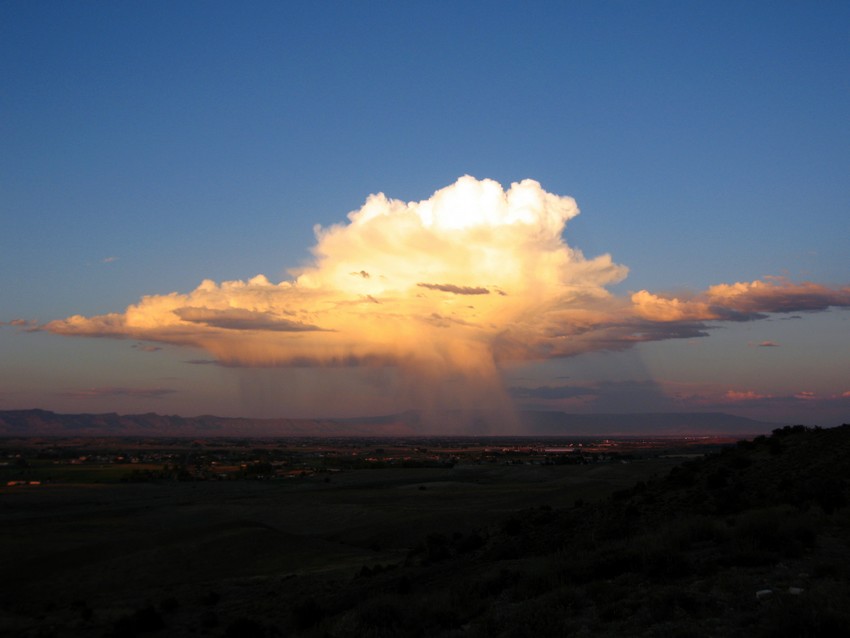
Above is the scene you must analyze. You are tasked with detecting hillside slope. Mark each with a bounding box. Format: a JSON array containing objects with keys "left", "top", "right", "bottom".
[{"left": 278, "top": 425, "right": 850, "bottom": 637}]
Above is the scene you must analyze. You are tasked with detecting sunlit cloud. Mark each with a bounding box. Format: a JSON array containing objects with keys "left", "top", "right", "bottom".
[
  {"left": 725, "top": 390, "right": 774, "bottom": 402},
  {"left": 632, "top": 278, "right": 850, "bottom": 323},
  {"left": 794, "top": 391, "right": 817, "bottom": 401},
  {"left": 2, "top": 318, "right": 39, "bottom": 331},
  {"left": 657, "top": 384, "right": 850, "bottom": 427},
  {"left": 102, "top": 256, "right": 118, "bottom": 264},
  {"left": 37, "top": 176, "right": 850, "bottom": 413},
  {"left": 682, "top": 387, "right": 850, "bottom": 405},
  {"left": 757, "top": 341, "right": 779, "bottom": 347}
]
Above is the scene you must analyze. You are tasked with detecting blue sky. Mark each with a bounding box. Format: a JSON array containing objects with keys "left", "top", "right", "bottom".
[{"left": 2, "top": 1, "right": 849, "bottom": 427}]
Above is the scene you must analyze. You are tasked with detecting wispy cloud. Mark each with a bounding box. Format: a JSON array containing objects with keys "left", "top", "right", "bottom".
[
  {"left": 699, "top": 388, "right": 850, "bottom": 410},
  {"left": 2, "top": 318, "right": 39, "bottom": 331},
  {"left": 173, "top": 307, "right": 326, "bottom": 332},
  {"left": 4, "top": 319, "right": 28, "bottom": 326},
  {"left": 102, "top": 256, "right": 118, "bottom": 264},
  {"left": 758, "top": 341, "right": 779, "bottom": 347},
  {"left": 725, "top": 390, "right": 774, "bottom": 402},
  {"left": 417, "top": 283, "right": 490, "bottom": 295},
  {"left": 59, "top": 386, "right": 177, "bottom": 399},
  {"left": 510, "top": 384, "right": 597, "bottom": 400}
]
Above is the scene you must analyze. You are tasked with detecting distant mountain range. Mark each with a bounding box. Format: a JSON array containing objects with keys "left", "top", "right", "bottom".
[{"left": 0, "top": 408, "right": 781, "bottom": 437}]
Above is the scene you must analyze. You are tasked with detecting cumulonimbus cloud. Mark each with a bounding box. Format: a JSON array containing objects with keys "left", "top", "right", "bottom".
[{"left": 42, "top": 176, "right": 850, "bottom": 381}]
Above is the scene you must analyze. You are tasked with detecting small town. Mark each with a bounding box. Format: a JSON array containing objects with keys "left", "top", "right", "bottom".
[{"left": 1, "top": 435, "right": 728, "bottom": 485}]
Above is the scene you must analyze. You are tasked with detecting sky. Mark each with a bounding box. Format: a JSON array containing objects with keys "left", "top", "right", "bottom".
[{"left": 2, "top": 1, "right": 849, "bottom": 428}]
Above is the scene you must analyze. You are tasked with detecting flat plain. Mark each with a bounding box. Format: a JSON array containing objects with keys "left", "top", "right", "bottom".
[{"left": 1, "top": 440, "right": 685, "bottom": 636}]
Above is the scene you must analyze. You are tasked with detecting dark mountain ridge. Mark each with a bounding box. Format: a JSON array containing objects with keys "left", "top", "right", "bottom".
[{"left": 0, "top": 408, "right": 778, "bottom": 437}]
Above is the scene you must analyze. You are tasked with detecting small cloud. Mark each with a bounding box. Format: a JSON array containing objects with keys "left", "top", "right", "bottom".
[
  {"left": 3, "top": 318, "right": 31, "bottom": 326},
  {"left": 794, "top": 391, "right": 817, "bottom": 401},
  {"left": 102, "top": 256, "right": 118, "bottom": 263},
  {"left": 758, "top": 341, "right": 779, "bottom": 347},
  {"left": 351, "top": 270, "right": 371, "bottom": 279},
  {"left": 725, "top": 390, "right": 773, "bottom": 401},
  {"left": 132, "top": 344, "right": 162, "bottom": 352},
  {"left": 421, "top": 313, "right": 475, "bottom": 328},
  {"left": 417, "top": 283, "right": 490, "bottom": 295},
  {"left": 1, "top": 318, "right": 40, "bottom": 332},
  {"left": 185, "top": 359, "right": 219, "bottom": 365}
]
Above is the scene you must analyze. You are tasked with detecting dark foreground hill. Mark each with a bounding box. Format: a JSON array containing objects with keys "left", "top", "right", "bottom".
[
  {"left": 242, "top": 424, "right": 850, "bottom": 638},
  {"left": 0, "top": 408, "right": 777, "bottom": 437},
  {"left": 3, "top": 424, "right": 849, "bottom": 637},
  {"left": 228, "top": 425, "right": 850, "bottom": 637}
]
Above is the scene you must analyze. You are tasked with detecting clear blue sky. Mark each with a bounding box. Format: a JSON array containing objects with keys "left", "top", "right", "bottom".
[{"left": 2, "top": 1, "right": 849, "bottom": 427}]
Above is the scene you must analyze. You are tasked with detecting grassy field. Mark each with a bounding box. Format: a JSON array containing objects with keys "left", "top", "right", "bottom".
[
  {"left": 2, "top": 460, "right": 166, "bottom": 484},
  {"left": 0, "top": 457, "right": 680, "bottom": 636}
]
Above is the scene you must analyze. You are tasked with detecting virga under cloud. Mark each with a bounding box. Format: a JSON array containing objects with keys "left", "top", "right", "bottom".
[{"left": 43, "top": 176, "right": 850, "bottom": 400}]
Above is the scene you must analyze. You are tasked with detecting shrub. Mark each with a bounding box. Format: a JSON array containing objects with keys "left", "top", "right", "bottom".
[
  {"left": 726, "top": 507, "right": 817, "bottom": 565},
  {"left": 159, "top": 597, "right": 179, "bottom": 614},
  {"left": 225, "top": 617, "right": 266, "bottom": 638},
  {"left": 292, "top": 597, "right": 325, "bottom": 631},
  {"left": 112, "top": 605, "right": 165, "bottom": 636},
  {"left": 502, "top": 517, "right": 522, "bottom": 536},
  {"left": 753, "top": 589, "right": 850, "bottom": 638}
]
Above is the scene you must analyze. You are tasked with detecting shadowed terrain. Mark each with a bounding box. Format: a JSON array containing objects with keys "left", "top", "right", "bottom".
[
  {"left": 1, "top": 453, "right": 678, "bottom": 636},
  {"left": 2, "top": 426, "right": 849, "bottom": 636}
]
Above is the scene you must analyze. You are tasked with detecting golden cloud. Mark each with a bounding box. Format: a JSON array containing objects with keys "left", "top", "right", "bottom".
[{"left": 43, "top": 176, "right": 850, "bottom": 376}]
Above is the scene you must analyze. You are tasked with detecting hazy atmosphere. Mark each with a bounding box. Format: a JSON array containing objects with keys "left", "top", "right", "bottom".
[{"left": 2, "top": 1, "right": 849, "bottom": 426}]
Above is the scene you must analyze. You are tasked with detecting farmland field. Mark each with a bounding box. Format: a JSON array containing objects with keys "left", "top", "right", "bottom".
[{"left": 1, "top": 445, "right": 684, "bottom": 636}]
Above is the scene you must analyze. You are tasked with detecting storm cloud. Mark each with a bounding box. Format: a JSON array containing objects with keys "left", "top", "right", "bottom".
[{"left": 41, "top": 176, "right": 850, "bottom": 413}]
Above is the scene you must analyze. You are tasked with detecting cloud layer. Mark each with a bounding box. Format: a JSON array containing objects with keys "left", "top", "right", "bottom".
[{"left": 42, "top": 176, "right": 850, "bottom": 411}]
